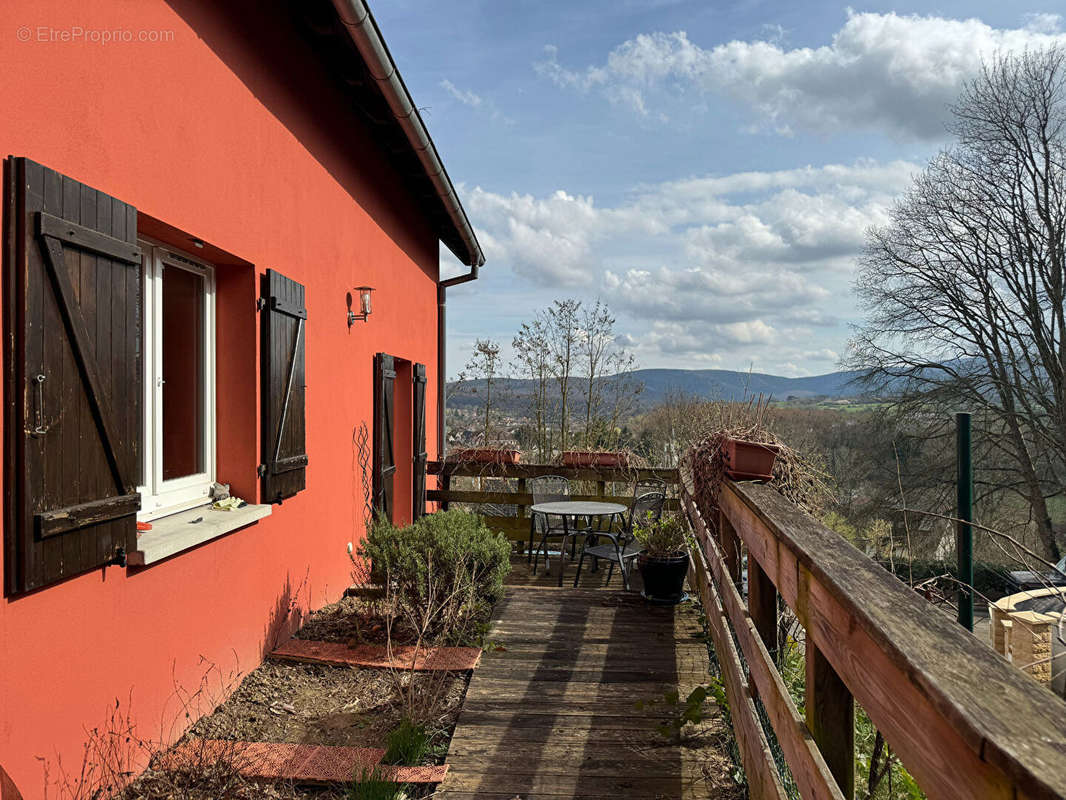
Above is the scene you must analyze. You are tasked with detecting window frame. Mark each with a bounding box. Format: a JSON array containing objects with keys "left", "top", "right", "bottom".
[{"left": 137, "top": 238, "right": 217, "bottom": 520}]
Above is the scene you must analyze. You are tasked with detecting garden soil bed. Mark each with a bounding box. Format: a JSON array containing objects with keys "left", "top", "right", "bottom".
[
  {"left": 121, "top": 648, "right": 469, "bottom": 798},
  {"left": 295, "top": 592, "right": 492, "bottom": 649},
  {"left": 294, "top": 595, "right": 391, "bottom": 645},
  {"left": 189, "top": 661, "right": 468, "bottom": 751}
]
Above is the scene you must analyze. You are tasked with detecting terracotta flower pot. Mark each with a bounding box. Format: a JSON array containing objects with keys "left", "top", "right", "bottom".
[
  {"left": 453, "top": 448, "right": 520, "bottom": 465},
  {"left": 723, "top": 438, "right": 779, "bottom": 481},
  {"left": 560, "top": 451, "right": 630, "bottom": 468}
]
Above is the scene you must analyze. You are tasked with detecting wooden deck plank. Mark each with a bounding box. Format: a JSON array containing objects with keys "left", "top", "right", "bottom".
[{"left": 437, "top": 584, "right": 724, "bottom": 799}]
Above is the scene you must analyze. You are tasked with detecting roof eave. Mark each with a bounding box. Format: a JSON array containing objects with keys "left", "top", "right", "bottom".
[{"left": 329, "top": 0, "right": 485, "bottom": 271}]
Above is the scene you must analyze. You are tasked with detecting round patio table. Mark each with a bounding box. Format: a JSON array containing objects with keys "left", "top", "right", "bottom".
[{"left": 529, "top": 501, "right": 627, "bottom": 586}]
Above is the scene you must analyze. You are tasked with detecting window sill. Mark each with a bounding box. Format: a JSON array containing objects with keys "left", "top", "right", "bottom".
[{"left": 128, "top": 502, "right": 272, "bottom": 566}]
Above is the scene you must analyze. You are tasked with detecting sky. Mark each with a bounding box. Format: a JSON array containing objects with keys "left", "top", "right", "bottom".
[{"left": 370, "top": 2, "right": 1066, "bottom": 379}]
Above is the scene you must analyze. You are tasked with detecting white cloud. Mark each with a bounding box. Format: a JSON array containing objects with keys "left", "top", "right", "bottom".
[
  {"left": 464, "top": 187, "right": 656, "bottom": 286},
  {"left": 460, "top": 159, "right": 917, "bottom": 370},
  {"left": 440, "top": 79, "right": 483, "bottom": 108},
  {"left": 1023, "top": 13, "right": 1062, "bottom": 34},
  {"left": 536, "top": 11, "right": 1066, "bottom": 138}
]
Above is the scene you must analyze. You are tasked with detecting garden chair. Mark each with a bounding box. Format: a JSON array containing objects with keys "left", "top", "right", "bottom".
[
  {"left": 529, "top": 475, "right": 572, "bottom": 574},
  {"left": 573, "top": 491, "right": 665, "bottom": 590},
  {"left": 634, "top": 476, "right": 668, "bottom": 496}
]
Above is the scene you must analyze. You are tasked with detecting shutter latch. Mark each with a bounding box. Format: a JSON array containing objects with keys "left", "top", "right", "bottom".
[
  {"left": 257, "top": 464, "right": 267, "bottom": 478},
  {"left": 257, "top": 298, "right": 267, "bottom": 312},
  {"left": 31, "top": 374, "right": 49, "bottom": 436}
]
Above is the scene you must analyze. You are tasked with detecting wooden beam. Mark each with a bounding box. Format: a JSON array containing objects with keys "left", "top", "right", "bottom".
[
  {"left": 748, "top": 557, "right": 778, "bottom": 661},
  {"left": 685, "top": 490, "right": 845, "bottom": 800},
  {"left": 428, "top": 459, "right": 678, "bottom": 484},
  {"left": 718, "top": 508, "right": 742, "bottom": 588},
  {"left": 715, "top": 478, "right": 1066, "bottom": 800},
  {"left": 427, "top": 487, "right": 680, "bottom": 511},
  {"left": 688, "top": 528, "right": 788, "bottom": 800},
  {"left": 805, "top": 639, "right": 854, "bottom": 800}
]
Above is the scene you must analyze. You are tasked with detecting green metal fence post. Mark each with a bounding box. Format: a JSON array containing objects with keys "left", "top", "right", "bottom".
[{"left": 956, "top": 412, "right": 974, "bottom": 631}]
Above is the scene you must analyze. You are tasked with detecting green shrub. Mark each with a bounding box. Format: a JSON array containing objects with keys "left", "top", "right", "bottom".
[
  {"left": 360, "top": 510, "right": 510, "bottom": 640},
  {"left": 632, "top": 513, "right": 689, "bottom": 557}
]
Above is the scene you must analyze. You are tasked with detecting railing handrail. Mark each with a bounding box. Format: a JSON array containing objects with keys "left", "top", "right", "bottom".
[
  {"left": 681, "top": 461, "right": 1066, "bottom": 800},
  {"left": 428, "top": 459, "right": 678, "bottom": 483}
]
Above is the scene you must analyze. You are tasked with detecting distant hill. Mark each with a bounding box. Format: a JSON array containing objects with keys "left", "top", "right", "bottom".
[{"left": 448, "top": 367, "right": 869, "bottom": 413}]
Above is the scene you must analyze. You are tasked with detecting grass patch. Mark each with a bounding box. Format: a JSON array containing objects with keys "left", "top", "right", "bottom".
[
  {"left": 383, "top": 718, "right": 431, "bottom": 766},
  {"left": 346, "top": 768, "right": 403, "bottom": 800}
]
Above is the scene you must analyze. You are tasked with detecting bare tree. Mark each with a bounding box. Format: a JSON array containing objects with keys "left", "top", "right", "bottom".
[
  {"left": 848, "top": 47, "right": 1066, "bottom": 560},
  {"left": 458, "top": 339, "right": 505, "bottom": 444},
  {"left": 577, "top": 301, "right": 642, "bottom": 448},
  {"left": 513, "top": 319, "right": 553, "bottom": 461},
  {"left": 542, "top": 299, "right": 581, "bottom": 451}
]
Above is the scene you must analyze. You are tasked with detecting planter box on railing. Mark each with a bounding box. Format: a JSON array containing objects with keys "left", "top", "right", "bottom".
[
  {"left": 723, "top": 438, "right": 779, "bottom": 481},
  {"left": 560, "top": 451, "right": 630, "bottom": 468},
  {"left": 450, "top": 448, "right": 520, "bottom": 465}
]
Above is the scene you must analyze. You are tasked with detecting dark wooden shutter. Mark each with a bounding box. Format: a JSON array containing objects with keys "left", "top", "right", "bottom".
[
  {"left": 4, "top": 157, "right": 142, "bottom": 595},
  {"left": 412, "top": 363, "right": 427, "bottom": 521},
  {"left": 260, "top": 269, "right": 308, "bottom": 503},
  {"left": 373, "top": 353, "right": 396, "bottom": 522}
]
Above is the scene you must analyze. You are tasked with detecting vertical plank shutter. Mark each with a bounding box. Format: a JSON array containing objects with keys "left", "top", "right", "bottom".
[
  {"left": 412, "top": 363, "right": 427, "bottom": 521},
  {"left": 260, "top": 269, "right": 308, "bottom": 503},
  {"left": 4, "top": 157, "right": 142, "bottom": 595},
  {"left": 373, "top": 353, "right": 396, "bottom": 522}
]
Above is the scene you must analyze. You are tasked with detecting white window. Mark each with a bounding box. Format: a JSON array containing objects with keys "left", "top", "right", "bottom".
[{"left": 137, "top": 240, "right": 216, "bottom": 519}]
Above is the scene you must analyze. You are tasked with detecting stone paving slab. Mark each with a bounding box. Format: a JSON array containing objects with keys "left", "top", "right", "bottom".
[{"left": 271, "top": 638, "right": 482, "bottom": 671}]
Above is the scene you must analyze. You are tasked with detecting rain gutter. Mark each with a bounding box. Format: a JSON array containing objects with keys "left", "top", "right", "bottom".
[{"left": 330, "top": 0, "right": 483, "bottom": 458}]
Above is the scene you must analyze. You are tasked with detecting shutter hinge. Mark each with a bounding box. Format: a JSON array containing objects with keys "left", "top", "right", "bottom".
[
  {"left": 110, "top": 545, "right": 127, "bottom": 568},
  {"left": 257, "top": 298, "right": 267, "bottom": 312},
  {"left": 257, "top": 464, "right": 268, "bottom": 478}
]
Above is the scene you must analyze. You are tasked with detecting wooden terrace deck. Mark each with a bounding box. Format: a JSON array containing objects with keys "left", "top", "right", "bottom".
[{"left": 438, "top": 576, "right": 734, "bottom": 799}]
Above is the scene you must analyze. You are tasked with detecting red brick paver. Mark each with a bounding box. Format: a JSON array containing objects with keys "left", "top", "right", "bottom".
[
  {"left": 381, "top": 764, "right": 450, "bottom": 783},
  {"left": 160, "top": 740, "right": 384, "bottom": 783},
  {"left": 271, "top": 639, "right": 481, "bottom": 671},
  {"left": 162, "top": 740, "right": 449, "bottom": 785}
]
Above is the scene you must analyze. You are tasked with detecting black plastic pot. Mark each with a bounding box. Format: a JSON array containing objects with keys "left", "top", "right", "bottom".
[{"left": 637, "top": 552, "right": 689, "bottom": 605}]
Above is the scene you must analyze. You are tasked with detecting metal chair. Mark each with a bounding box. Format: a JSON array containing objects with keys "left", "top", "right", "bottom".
[
  {"left": 634, "top": 477, "right": 668, "bottom": 497},
  {"left": 573, "top": 491, "right": 665, "bottom": 590},
  {"left": 529, "top": 475, "right": 571, "bottom": 574}
]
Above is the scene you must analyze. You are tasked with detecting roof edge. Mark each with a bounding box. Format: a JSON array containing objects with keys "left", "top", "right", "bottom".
[{"left": 330, "top": 0, "right": 485, "bottom": 270}]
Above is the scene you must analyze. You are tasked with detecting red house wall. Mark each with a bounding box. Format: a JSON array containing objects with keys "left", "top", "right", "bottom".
[{"left": 0, "top": 2, "right": 443, "bottom": 797}]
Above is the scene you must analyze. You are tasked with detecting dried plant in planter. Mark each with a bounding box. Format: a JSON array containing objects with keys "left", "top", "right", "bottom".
[{"left": 686, "top": 396, "right": 832, "bottom": 529}]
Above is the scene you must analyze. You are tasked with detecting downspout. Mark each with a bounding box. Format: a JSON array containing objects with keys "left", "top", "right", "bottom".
[{"left": 437, "top": 268, "right": 479, "bottom": 457}]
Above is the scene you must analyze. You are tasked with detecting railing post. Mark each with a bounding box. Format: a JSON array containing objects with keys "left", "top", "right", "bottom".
[
  {"left": 748, "top": 557, "right": 778, "bottom": 661},
  {"left": 440, "top": 471, "right": 450, "bottom": 511},
  {"left": 718, "top": 508, "right": 742, "bottom": 587},
  {"left": 517, "top": 477, "right": 527, "bottom": 555},
  {"left": 806, "top": 638, "right": 855, "bottom": 799}
]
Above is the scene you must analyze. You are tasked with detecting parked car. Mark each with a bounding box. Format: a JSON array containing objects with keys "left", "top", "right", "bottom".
[{"left": 1007, "top": 555, "right": 1066, "bottom": 591}]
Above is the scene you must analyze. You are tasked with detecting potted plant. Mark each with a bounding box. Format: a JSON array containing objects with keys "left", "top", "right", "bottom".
[
  {"left": 451, "top": 447, "right": 520, "bottom": 465},
  {"left": 634, "top": 513, "right": 690, "bottom": 605},
  {"left": 560, "top": 450, "right": 630, "bottom": 468},
  {"left": 723, "top": 438, "right": 779, "bottom": 481}
]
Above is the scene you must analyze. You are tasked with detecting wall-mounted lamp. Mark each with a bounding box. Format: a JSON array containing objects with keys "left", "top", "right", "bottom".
[{"left": 347, "top": 286, "right": 375, "bottom": 328}]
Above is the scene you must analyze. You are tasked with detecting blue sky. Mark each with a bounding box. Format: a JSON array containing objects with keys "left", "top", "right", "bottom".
[{"left": 371, "top": 2, "right": 1066, "bottom": 378}]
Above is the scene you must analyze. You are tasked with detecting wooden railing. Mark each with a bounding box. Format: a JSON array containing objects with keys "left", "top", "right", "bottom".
[
  {"left": 427, "top": 460, "right": 679, "bottom": 547},
  {"left": 679, "top": 462, "right": 1066, "bottom": 800}
]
